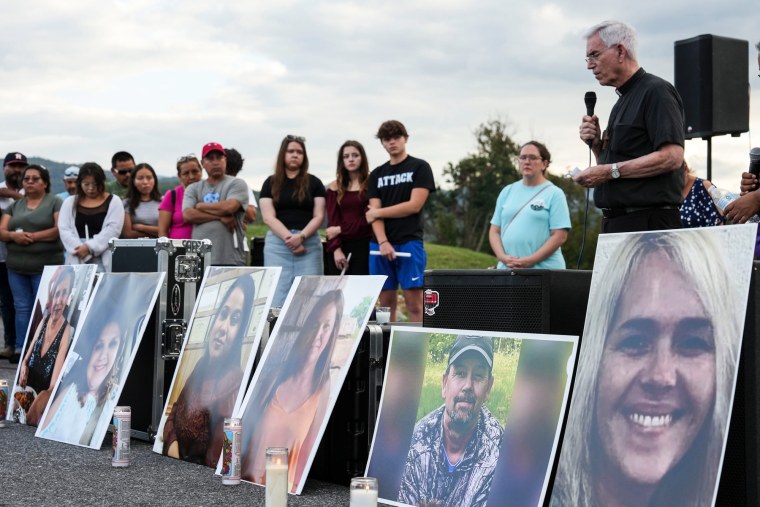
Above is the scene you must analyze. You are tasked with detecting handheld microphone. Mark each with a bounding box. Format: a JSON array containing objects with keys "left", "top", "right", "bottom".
[
  {"left": 750, "top": 147, "right": 760, "bottom": 178},
  {"left": 585, "top": 91, "right": 597, "bottom": 116},
  {"left": 584, "top": 91, "right": 597, "bottom": 146}
]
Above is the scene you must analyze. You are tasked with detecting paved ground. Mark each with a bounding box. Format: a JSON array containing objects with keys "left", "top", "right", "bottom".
[{"left": 0, "top": 359, "right": 351, "bottom": 506}]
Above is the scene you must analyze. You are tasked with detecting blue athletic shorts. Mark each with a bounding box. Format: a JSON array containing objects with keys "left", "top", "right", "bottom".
[{"left": 369, "top": 240, "right": 426, "bottom": 291}]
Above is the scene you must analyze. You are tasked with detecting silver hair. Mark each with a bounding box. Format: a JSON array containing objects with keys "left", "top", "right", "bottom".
[
  {"left": 584, "top": 20, "right": 638, "bottom": 62},
  {"left": 550, "top": 231, "right": 739, "bottom": 507}
]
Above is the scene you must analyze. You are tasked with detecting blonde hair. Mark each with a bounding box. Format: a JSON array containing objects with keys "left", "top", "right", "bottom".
[{"left": 552, "top": 231, "right": 739, "bottom": 507}]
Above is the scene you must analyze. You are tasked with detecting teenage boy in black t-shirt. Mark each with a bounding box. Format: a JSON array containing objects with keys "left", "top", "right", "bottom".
[{"left": 366, "top": 120, "right": 435, "bottom": 322}]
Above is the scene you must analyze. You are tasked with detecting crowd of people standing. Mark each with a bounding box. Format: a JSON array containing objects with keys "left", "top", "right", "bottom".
[{"left": 1, "top": 26, "right": 758, "bottom": 359}]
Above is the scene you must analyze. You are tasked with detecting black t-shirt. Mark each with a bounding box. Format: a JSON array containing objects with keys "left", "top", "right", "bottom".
[
  {"left": 367, "top": 155, "right": 436, "bottom": 243},
  {"left": 260, "top": 173, "right": 326, "bottom": 230},
  {"left": 595, "top": 68, "right": 685, "bottom": 209}
]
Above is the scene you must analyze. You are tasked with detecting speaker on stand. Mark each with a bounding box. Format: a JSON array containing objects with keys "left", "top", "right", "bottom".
[{"left": 674, "top": 34, "right": 749, "bottom": 180}]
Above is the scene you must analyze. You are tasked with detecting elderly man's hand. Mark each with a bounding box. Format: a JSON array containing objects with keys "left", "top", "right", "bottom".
[{"left": 573, "top": 165, "right": 610, "bottom": 188}]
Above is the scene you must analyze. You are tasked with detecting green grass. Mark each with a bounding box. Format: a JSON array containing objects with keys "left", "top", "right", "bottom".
[
  {"left": 415, "top": 347, "right": 520, "bottom": 425},
  {"left": 245, "top": 225, "right": 497, "bottom": 270}
]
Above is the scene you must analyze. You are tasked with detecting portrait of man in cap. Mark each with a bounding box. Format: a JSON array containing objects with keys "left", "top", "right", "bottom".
[{"left": 397, "top": 335, "right": 503, "bottom": 507}]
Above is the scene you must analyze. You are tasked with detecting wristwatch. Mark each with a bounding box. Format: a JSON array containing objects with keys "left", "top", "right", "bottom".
[{"left": 610, "top": 162, "right": 621, "bottom": 179}]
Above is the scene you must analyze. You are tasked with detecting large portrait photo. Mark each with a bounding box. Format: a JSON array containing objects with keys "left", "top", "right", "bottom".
[
  {"left": 35, "top": 272, "right": 165, "bottom": 448},
  {"left": 233, "top": 274, "right": 386, "bottom": 494},
  {"left": 152, "top": 266, "right": 280, "bottom": 468},
  {"left": 367, "top": 326, "right": 577, "bottom": 507},
  {"left": 7, "top": 264, "right": 97, "bottom": 426},
  {"left": 550, "top": 226, "right": 757, "bottom": 507}
]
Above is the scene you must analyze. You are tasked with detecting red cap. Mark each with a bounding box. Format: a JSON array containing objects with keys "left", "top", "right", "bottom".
[{"left": 201, "top": 142, "right": 225, "bottom": 159}]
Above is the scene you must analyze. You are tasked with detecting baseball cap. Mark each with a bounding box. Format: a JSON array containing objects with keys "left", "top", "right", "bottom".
[
  {"left": 448, "top": 335, "right": 494, "bottom": 369},
  {"left": 63, "top": 166, "right": 79, "bottom": 180},
  {"left": 4, "top": 152, "right": 28, "bottom": 166},
  {"left": 201, "top": 142, "right": 225, "bottom": 159}
]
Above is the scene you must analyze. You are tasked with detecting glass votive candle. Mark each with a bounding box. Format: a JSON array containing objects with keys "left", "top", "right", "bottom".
[
  {"left": 375, "top": 307, "right": 391, "bottom": 324},
  {"left": 350, "top": 477, "right": 378, "bottom": 507},
  {"left": 265, "top": 447, "right": 289, "bottom": 507}
]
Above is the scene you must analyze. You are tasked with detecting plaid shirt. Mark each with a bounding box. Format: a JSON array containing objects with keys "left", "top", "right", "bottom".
[{"left": 398, "top": 405, "right": 503, "bottom": 507}]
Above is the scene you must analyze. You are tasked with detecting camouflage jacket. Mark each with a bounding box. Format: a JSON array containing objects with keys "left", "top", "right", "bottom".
[{"left": 397, "top": 405, "right": 503, "bottom": 507}]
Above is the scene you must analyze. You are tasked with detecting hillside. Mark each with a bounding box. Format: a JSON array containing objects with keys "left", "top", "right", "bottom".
[{"left": 27, "top": 157, "right": 179, "bottom": 195}]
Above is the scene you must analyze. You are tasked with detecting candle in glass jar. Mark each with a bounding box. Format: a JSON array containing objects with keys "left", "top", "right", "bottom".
[
  {"left": 350, "top": 477, "right": 378, "bottom": 507},
  {"left": 265, "top": 447, "right": 289, "bottom": 507}
]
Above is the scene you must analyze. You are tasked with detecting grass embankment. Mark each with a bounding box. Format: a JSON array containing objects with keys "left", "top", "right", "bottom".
[{"left": 245, "top": 225, "right": 497, "bottom": 270}]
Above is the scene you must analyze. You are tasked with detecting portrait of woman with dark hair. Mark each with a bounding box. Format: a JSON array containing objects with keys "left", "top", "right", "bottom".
[
  {"left": 162, "top": 274, "right": 256, "bottom": 467},
  {"left": 241, "top": 288, "right": 344, "bottom": 491},
  {"left": 551, "top": 230, "right": 746, "bottom": 507},
  {"left": 38, "top": 317, "right": 130, "bottom": 446}
]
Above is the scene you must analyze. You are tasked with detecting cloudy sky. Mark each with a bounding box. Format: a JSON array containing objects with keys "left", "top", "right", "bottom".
[{"left": 1, "top": 1, "right": 757, "bottom": 193}]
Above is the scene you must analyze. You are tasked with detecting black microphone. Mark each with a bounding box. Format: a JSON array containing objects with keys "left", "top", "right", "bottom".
[
  {"left": 750, "top": 147, "right": 760, "bottom": 178},
  {"left": 585, "top": 91, "right": 597, "bottom": 116},
  {"left": 584, "top": 91, "right": 597, "bottom": 146}
]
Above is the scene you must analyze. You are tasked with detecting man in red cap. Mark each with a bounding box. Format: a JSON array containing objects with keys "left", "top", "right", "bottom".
[{"left": 183, "top": 142, "right": 249, "bottom": 266}]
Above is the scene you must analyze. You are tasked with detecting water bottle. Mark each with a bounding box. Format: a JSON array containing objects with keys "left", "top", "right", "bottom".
[{"left": 707, "top": 185, "right": 760, "bottom": 223}]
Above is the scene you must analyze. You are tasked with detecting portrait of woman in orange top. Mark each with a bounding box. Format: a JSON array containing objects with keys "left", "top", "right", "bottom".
[{"left": 241, "top": 288, "right": 344, "bottom": 491}]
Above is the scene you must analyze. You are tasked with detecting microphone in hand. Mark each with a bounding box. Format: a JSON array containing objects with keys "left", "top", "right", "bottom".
[{"left": 584, "top": 91, "right": 597, "bottom": 147}]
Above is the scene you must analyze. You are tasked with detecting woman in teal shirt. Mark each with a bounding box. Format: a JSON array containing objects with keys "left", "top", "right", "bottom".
[{"left": 489, "top": 141, "right": 571, "bottom": 269}]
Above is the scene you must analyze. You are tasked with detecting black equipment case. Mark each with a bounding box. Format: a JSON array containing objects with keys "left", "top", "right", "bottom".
[{"left": 109, "top": 238, "right": 212, "bottom": 441}]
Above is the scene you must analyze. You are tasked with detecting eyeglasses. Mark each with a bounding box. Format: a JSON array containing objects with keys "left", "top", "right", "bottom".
[
  {"left": 518, "top": 155, "right": 543, "bottom": 162},
  {"left": 81, "top": 181, "right": 98, "bottom": 188},
  {"left": 23, "top": 176, "right": 42, "bottom": 183},
  {"left": 177, "top": 154, "right": 198, "bottom": 163},
  {"left": 585, "top": 46, "right": 614, "bottom": 63},
  {"left": 285, "top": 135, "right": 306, "bottom": 143},
  {"left": 112, "top": 169, "right": 131, "bottom": 176}
]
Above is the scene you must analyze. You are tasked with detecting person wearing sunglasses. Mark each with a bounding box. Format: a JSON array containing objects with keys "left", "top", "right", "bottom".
[
  {"left": 106, "top": 151, "right": 135, "bottom": 199},
  {"left": 573, "top": 20, "right": 685, "bottom": 234},
  {"left": 0, "top": 165, "right": 63, "bottom": 364},
  {"left": 56, "top": 166, "right": 79, "bottom": 201},
  {"left": 158, "top": 155, "right": 203, "bottom": 239},
  {"left": 0, "top": 151, "right": 28, "bottom": 360},
  {"left": 260, "top": 135, "right": 326, "bottom": 307}
]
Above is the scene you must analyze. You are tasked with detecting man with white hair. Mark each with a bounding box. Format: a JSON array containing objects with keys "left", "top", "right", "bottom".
[{"left": 574, "top": 20, "right": 685, "bottom": 233}]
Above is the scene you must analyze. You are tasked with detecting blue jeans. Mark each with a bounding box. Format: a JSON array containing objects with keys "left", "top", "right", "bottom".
[
  {"left": 7, "top": 269, "right": 42, "bottom": 352},
  {"left": 264, "top": 230, "right": 323, "bottom": 307},
  {"left": 0, "top": 262, "right": 15, "bottom": 349}
]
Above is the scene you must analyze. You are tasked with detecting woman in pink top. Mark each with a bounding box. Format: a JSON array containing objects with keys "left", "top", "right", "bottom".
[{"left": 158, "top": 155, "right": 203, "bottom": 239}]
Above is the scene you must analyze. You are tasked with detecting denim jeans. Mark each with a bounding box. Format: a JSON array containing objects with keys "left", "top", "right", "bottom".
[
  {"left": 264, "top": 230, "right": 323, "bottom": 307},
  {"left": 0, "top": 262, "right": 15, "bottom": 349},
  {"left": 7, "top": 269, "right": 42, "bottom": 352}
]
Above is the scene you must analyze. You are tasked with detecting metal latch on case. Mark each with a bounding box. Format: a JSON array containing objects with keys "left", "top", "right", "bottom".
[{"left": 161, "top": 319, "right": 187, "bottom": 359}]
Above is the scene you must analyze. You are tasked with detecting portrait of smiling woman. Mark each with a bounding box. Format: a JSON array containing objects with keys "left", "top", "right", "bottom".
[{"left": 551, "top": 230, "right": 744, "bottom": 507}]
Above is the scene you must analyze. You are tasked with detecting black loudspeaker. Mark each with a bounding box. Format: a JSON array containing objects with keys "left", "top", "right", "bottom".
[
  {"left": 674, "top": 34, "right": 749, "bottom": 139},
  {"left": 717, "top": 261, "right": 760, "bottom": 505},
  {"left": 422, "top": 269, "right": 591, "bottom": 338}
]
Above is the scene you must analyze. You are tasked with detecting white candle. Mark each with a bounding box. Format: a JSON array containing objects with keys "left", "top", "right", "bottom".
[
  {"left": 350, "top": 487, "right": 378, "bottom": 507},
  {"left": 265, "top": 450, "right": 289, "bottom": 507},
  {"left": 350, "top": 477, "right": 378, "bottom": 507}
]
